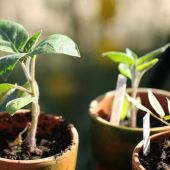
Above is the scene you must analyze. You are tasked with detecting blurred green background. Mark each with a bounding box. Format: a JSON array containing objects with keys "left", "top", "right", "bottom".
[{"left": 0, "top": 0, "right": 170, "bottom": 169}]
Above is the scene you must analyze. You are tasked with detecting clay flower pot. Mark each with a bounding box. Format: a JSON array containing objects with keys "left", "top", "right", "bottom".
[
  {"left": 0, "top": 110, "right": 79, "bottom": 170},
  {"left": 132, "top": 130, "right": 170, "bottom": 170},
  {"left": 89, "top": 88, "right": 170, "bottom": 170}
]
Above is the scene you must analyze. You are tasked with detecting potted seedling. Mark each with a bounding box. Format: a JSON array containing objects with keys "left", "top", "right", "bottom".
[
  {"left": 131, "top": 90, "right": 170, "bottom": 170},
  {"left": 0, "top": 20, "right": 80, "bottom": 170},
  {"left": 89, "top": 44, "right": 170, "bottom": 170}
]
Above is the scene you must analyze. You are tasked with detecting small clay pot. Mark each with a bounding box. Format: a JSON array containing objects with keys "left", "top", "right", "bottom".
[
  {"left": 132, "top": 131, "right": 170, "bottom": 170},
  {"left": 0, "top": 110, "right": 79, "bottom": 170},
  {"left": 89, "top": 88, "right": 170, "bottom": 170}
]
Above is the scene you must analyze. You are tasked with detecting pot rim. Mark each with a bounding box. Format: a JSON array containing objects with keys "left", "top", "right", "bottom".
[
  {"left": 89, "top": 88, "right": 170, "bottom": 132},
  {"left": 132, "top": 130, "right": 170, "bottom": 170},
  {"left": 0, "top": 109, "right": 79, "bottom": 164}
]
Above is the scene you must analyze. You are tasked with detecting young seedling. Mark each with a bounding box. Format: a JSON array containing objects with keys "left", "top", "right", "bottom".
[
  {"left": 0, "top": 20, "right": 80, "bottom": 152},
  {"left": 103, "top": 44, "right": 170, "bottom": 127}
]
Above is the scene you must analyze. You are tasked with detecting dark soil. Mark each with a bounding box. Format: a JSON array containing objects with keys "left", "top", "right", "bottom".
[
  {"left": 0, "top": 119, "right": 72, "bottom": 160},
  {"left": 140, "top": 138, "right": 170, "bottom": 170}
]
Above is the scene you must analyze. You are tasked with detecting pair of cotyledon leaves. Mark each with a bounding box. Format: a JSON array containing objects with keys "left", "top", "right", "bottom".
[
  {"left": 0, "top": 20, "right": 80, "bottom": 115},
  {"left": 102, "top": 44, "right": 170, "bottom": 79}
]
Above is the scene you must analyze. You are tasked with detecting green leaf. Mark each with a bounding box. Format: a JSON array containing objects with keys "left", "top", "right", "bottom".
[
  {"left": 0, "top": 83, "right": 15, "bottom": 101},
  {"left": 17, "top": 82, "right": 31, "bottom": 98},
  {"left": 136, "top": 58, "right": 158, "bottom": 72},
  {"left": 148, "top": 90, "right": 165, "bottom": 118},
  {"left": 118, "top": 63, "right": 132, "bottom": 79},
  {"left": 126, "top": 48, "right": 138, "bottom": 59},
  {"left": 0, "top": 20, "right": 29, "bottom": 53},
  {"left": 126, "top": 94, "right": 151, "bottom": 113},
  {"left": 24, "top": 31, "right": 42, "bottom": 52},
  {"left": 164, "top": 115, "right": 170, "bottom": 121},
  {"left": 30, "top": 34, "right": 80, "bottom": 57},
  {"left": 120, "top": 96, "right": 129, "bottom": 120},
  {"left": 102, "top": 51, "right": 135, "bottom": 65},
  {"left": 6, "top": 97, "right": 35, "bottom": 116},
  {"left": 0, "top": 53, "right": 26, "bottom": 81},
  {"left": 137, "top": 43, "right": 170, "bottom": 65}
]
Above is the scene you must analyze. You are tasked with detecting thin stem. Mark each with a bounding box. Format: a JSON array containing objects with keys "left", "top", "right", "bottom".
[
  {"left": 130, "top": 72, "right": 142, "bottom": 127},
  {"left": 15, "top": 84, "right": 32, "bottom": 94},
  {"left": 20, "top": 62, "right": 31, "bottom": 81},
  {"left": 25, "top": 55, "right": 40, "bottom": 151},
  {"left": 149, "top": 111, "right": 170, "bottom": 126}
]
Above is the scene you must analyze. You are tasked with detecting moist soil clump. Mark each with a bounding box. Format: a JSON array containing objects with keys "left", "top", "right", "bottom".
[
  {"left": 0, "top": 119, "right": 72, "bottom": 160},
  {"left": 140, "top": 138, "right": 170, "bottom": 170}
]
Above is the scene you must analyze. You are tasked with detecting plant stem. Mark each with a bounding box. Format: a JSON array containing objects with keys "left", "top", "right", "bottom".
[
  {"left": 15, "top": 84, "right": 32, "bottom": 94},
  {"left": 130, "top": 73, "right": 141, "bottom": 127},
  {"left": 25, "top": 55, "right": 40, "bottom": 151},
  {"left": 21, "top": 62, "right": 31, "bottom": 81}
]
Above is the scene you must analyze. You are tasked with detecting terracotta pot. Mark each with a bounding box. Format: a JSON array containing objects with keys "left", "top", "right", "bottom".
[
  {"left": 89, "top": 88, "right": 170, "bottom": 170},
  {"left": 0, "top": 110, "right": 79, "bottom": 170},
  {"left": 132, "top": 130, "right": 170, "bottom": 170}
]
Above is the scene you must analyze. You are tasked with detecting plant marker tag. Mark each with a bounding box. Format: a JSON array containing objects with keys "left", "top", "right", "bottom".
[
  {"left": 110, "top": 74, "right": 127, "bottom": 125},
  {"left": 143, "top": 113, "right": 150, "bottom": 156}
]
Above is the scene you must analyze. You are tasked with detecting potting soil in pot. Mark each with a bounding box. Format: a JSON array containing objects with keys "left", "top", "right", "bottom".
[
  {"left": 140, "top": 139, "right": 170, "bottom": 170},
  {"left": 0, "top": 114, "right": 72, "bottom": 160}
]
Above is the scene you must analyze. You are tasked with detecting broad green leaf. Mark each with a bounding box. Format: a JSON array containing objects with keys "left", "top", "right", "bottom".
[
  {"left": 126, "top": 48, "right": 138, "bottom": 59},
  {"left": 136, "top": 58, "right": 158, "bottom": 72},
  {"left": 148, "top": 90, "right": 165, "bottom": 118},
  {"left": 0, "top": 20, "right": 29, "bottom": 53},
  {"left": 118, "top": 63, "right": 132, "bottom": 79},
  {"left": 0, "top": 83, "right": 15, "bottom": 101},
  {"left": 6, "top": 97, "right": 35, "bottom": 116},
  {"left": 166, "top": 98, "right": 170, "bottom": 114},
  {"left": 102, "top": 51, "right": 135, "bottom": 65},
  {"left": 30, "top": 34, "right": 80, "bottom": 57},
  {"left": 24, "top": 31, "right": 42, "bottom": 52},
  {"left": 120, "top": 96, "right": 129, "bottom": 120},
  {"left": 126, "top": 94, "right": 151, "bottom": 113},
  {"left": 17, "top": 82, "right": 31, "bottom": 98},
  {"left": 0, "top": 53, "right": 26, "bottom": 81},
  {"left": 137, "top": 43, "right": 170, "bottom": 65}
]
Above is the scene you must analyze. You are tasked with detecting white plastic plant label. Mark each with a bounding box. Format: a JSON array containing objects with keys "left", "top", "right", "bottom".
[
  {"left": 143, "top": 112, "right": 150, "bottom": 156},
  {"left": 110, "top": 74, "right": 127, "bottom": 125}
]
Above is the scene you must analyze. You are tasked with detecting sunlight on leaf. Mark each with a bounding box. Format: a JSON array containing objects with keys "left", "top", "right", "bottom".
[
  {"left": 118, "top": 63, "right": 132, "bottom": 79},
  {"left": 6, "top": 97, "right": 35, "bottom": 116},
  {"left": 102, "top": 51, "right": 135, "bottom": 65},
  {"left": 30, "top": 34, "right": 80, "bottom": 58},
  {"left": 148, "top": 90, "right": 165, "bottom": 118}
]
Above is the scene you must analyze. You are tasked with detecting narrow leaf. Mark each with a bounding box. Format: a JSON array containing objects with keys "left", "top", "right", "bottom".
[
  {"left": 137, "top": 43, "right": 170, "bottom": 65},
  {"left": 30, "top": 34, "right": 80, "bottom": 57},
  {"left": 0, "top": 83, "right": 15, "bottom": 101},
  {"left": 102, "top": 51, "right": 135, "bottom": 65},
  {"left": 24, "top": 31, "right": 42, "bottom": 52},
  {"left": 136, "top": 58, "right": 158, "bottom": 72},
  {"left": 0, "top": 53, "right": 26, "bottom": 81},
  {"left": 118, "top": 63, "right": 132, "bottom": 79},
  {"left": 148, "top": 90, "right": 165, "bottom": 118},
  {"left": 126, "top": 94, "right": 151, "bottom": 113},
  {"left": 164, "top": 115, "right": 170, "bottom": 121},
  {"left": 166, "top": 98, "right": 170, "bottom": 114},
  {"left": 120, "top": 96, "right": 129, "bottom": 120},
  {"left": 126, "top": 48, "right": 138, "bottom": 59},
  {"left": 0, "top": 20, "right": 29, "bottom": 53},
  {"left": 17, "top": 82, "right": 31, "bottom": 98},
  {"left": 6, "top": 97, "right": 35, "bottom": 116}
]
